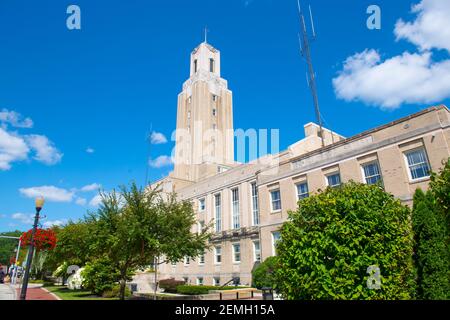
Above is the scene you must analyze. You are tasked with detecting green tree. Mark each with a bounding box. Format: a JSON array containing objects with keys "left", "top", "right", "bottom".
[
  {"left": 274, "top": 182, "right": 415, "bottom": 300},
  {"left": 252, "top": 256, "right": 278, "bottom": 289},
  {"left": 87, "top": 183, "right": 211, "bottom": 300},
  {"left": 412, "top": 160, "right": 450, "bottom": 300},
  {"left": 43, "top": 222, "right": 94, "bottom": 283},
  {"left": 429, "top": 159, "right": 450, "bottom": 229},
  {"left": 0, "top": 230, "right": 22, "bottom": 265}
]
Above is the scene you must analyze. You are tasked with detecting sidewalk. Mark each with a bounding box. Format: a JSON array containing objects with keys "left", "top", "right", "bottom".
[
  {"left": 0, "top": 284, "right": 16, "bottom": 300},
  {"left": 15, "top": 284, "right": 59, "bottom": 300}
]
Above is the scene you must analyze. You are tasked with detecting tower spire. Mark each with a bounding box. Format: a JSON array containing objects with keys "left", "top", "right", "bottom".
[{"left": 204, "top": 26, "right": 209, "bottom": 43}]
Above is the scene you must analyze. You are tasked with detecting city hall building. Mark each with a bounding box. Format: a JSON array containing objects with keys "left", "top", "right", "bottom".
[{"left": 151, "top": 41, "right": 450, "bottom": 287}]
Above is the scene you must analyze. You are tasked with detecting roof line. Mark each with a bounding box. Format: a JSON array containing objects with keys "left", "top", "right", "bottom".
[{"left": 288, "top": 104, "right": 448, "bottom": 164}]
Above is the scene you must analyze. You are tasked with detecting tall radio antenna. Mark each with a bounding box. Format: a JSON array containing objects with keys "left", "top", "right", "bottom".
[
  {"left": 144, "top": 123, "right": 153, "bottom": 187},
  {"left": 297, "top": 0, "right": 325, "bottom": 147}
]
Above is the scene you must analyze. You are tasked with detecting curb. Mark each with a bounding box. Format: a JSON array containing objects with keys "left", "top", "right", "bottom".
[{"left": 41, "top": 287, "right": 62, "bottom": 300}]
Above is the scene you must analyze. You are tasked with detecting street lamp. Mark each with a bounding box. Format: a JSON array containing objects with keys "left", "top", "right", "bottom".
[{"left": 19, "top": 196, "right": 45, "bottom": 300}]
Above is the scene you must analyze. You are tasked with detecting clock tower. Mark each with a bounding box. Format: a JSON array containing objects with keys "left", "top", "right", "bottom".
[{"left": 172, "top": 41, "right": 235, "bottom": 182}]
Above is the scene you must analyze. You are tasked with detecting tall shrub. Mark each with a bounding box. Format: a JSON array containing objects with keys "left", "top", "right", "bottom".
[
  {"left": 252, "top": 256, "right": 278, "bottom": 289},
  {"left": 412, "top": 159, "right": 450, "bottom": 300}
]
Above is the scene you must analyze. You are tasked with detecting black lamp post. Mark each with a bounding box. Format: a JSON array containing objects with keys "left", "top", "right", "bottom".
[{"left": 20, "top": 196, "right": 44, "bottom": 300}]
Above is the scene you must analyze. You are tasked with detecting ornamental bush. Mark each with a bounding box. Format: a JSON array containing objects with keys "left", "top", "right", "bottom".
[
  {"left": 159, "top": 278, "right": 186, "bottom": 293},
  {"left": 52, "top": 262, "right": 68, "bottom": 278},
  {"left": 67, "top": 267, "right": 84, "bottom": 290},
  {"left": 176, "top": 285, "right": 243, "bottom": 295},
  {"left": 252, "top": 256, "right": 278, "bottom": 289},
  {"left": 176, "top": 285, "right": 212, "bottom": 295},
  {"left": 102, "top": 285, "right": 131, "bottom": 298},
  {"left": 274, "top": 182, "right": 415, "bottom": 300},
  {"left": 81, "top": 258, "right": 121, "bottom": 295}
]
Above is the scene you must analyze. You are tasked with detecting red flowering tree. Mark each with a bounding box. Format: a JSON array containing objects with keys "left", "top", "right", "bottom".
[{"left": 20, "top": 228, "right": 57, "bottom": 252}]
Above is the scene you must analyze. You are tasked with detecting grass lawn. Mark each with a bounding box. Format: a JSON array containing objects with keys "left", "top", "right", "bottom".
[{"left": 44, "top": 285, "right": 118, "bottom": 300}]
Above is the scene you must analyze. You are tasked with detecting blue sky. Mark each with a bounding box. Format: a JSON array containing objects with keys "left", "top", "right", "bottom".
[{"left": 1, "top": 0, "right": 449, "bottom": 232}]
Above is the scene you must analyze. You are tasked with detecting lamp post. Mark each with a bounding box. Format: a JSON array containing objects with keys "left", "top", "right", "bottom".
[{"left": 19, "top": 196, "right": 44, "bottom": 300}]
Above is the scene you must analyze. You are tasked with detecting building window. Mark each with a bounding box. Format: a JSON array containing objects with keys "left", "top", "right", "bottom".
[
  {"left": 197, "top": 277, "right": 204, "bottom": 286},
  {"left": 212, "top": 108, "right": 216, "bottom": 116},
  {"left": 183, "top": 277, "right": 188, "bottom": 284},
  {"left": 270, "top": 190, "right": 282, "bottom": 212},
  {"left": 213, "top": 277, "right": 220, "bottom": 286},
  {"left": 214, "top": 246, "right": 222, "bottom": 264},
  {"left": 231, "top": 188, "right": 240, "bottom": 229},
  {"left": 253, "top": 241, "right": 261, "bottom": 262},
  {"left": 213, "top": 124, "right": 217, "bottom": 130},
  {"left": 212, "top": 94, "right": 217, "bottom": 102},
  {"left": 362, "top": 162, "right": 383, "bottom": 185},
  {"left": 197, "top": 221, "right": 205, "bottom": 234},
  {"left": 194, "top": 60, "right": 198, "bottom": 73},
  {"left": 296, "top": 182, "right": 309, "bottom": 200},
  {"left": 251, "top": 183, "right": 260, "bottom": 226},
  {"left": 210, "top": 58, "right": 215, "bottom": 72},
  {"left": 232, "top": 243, "right": 241, "bottom": 263},
  {"left": 184, "top": 256, "right": 190, "bottom": 265},
  {"left": 199, "top": 198, "right": 206, "bottom": 212},
  {"left": 327, "top": 173, "right": 341, "bottom": 188},
  {"left": 199, "top": 252, "right": 205, "bottom": 265},
  {"left": 215, "top": 194, "right": 222, "bottom": 232},
  {"left": 272, "top": 231, "right": 281, "bottom": 255},
  {"left": 405, "top": 148, "right": 430, "bottom": 180},
  {"left": 187, "top": 111, "right": 191, "bottom": 119}
]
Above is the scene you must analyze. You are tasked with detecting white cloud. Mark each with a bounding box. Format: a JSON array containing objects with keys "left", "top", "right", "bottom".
[
  {"left": 25, "top": 135, "right": 63, "bottom": 165},
  {"left": 150, "top": 131, "right": 168, "bottom": 144},
  {"left": 333, "top": 0, "right": 450, "bottom": 109},
  {"left": 75, "top": 197, "right": 87, "bottom": 206},
  {"left": 0, "top": 109, "right": 62, "bottom": 170},
  {"left": 11, "top": 213, "right": 34, "bottom": 225},
  {"left": 0, "top": 128, "right": 29, "bottom": 170},
  {"left": 80, "top": 183, "right": 101, "bottom": 192},
  {"left": 333, "top": 50, "right": 450, "bottom": 109},
  {"left": 149, "top": 155, "right": 173, "bottom": 168},
  {"left": 42, "top": 219, "right": 66, "bottom": 228},
  {"left": 89, "top": 194, "right": 103, "bottom": 207},
  {"left": 395, "top": 0, "right": 450, "bottom": 53},
  {"left": 0, "top": 109, "right": 33, "bottom": 128},
  {"left": 19, "top": 186, "right": 75, "bottom": 202},
  {"left": 86, "top": 147, "right": 95, "bottom": 154}
]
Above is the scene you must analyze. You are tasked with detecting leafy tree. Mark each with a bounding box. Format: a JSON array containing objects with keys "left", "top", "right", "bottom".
[
  {"left": 252, "top": 256, "right": 278, "bottom": 289},
  {"left": 43, "top": 222, "right": 94, "bottom": 283},
  {"left": 47, "top": 222, "right": 94, "bottom": 267},
  {"left": 274, "top": 182, "right": 415, "bottom": 300},
  {"left": 0, "top": 230, "right": 22, "bottom": 265},
  {"left": 87, "top": 182, "right": 211, "bottom": 300}
]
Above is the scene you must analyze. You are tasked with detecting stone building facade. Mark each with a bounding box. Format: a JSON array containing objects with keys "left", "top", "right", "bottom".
[{"left": 152, "top": 41, "right": 450, "bottom": 287}]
